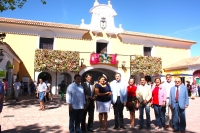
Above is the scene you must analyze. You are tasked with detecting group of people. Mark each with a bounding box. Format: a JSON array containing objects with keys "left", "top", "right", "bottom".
[{"left": 66, "top": 73, "right": 189, "bottom": 133}]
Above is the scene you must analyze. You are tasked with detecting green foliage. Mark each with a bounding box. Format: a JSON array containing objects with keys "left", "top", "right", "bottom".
[{"left": 0, "top": 0, "right": 46, "bottom": 12}]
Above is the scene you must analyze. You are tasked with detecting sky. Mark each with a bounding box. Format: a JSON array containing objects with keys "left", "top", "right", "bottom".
[{"left": 0, "top": 0, "right": 200, "bottom": 57}]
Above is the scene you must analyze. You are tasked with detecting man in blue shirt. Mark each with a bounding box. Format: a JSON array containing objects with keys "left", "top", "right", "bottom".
[
  {"left": 66, "top": 74, "right": 86, "bottom": 133},
  {"left": 110, "top": 73, "right": 127, "bottom": 129}
]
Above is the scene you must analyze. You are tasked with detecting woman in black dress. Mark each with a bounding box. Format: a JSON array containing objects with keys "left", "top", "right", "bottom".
[{"left": 95, "top": 76, "right": 112, "bottom": 131}]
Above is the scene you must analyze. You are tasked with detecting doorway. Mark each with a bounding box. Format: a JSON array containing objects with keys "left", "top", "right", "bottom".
[{"left": 96, "top": 42, "right": 107, "bottom": 54}]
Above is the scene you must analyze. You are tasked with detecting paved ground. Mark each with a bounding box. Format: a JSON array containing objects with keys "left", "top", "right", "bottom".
[{"left": 0, "top": 95, "right": 200, "bottom": 133}]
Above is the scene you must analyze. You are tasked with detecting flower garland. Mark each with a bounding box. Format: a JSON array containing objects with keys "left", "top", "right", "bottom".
[
  {"left": 34, "top": 49, "right": 80, "bottom": 72},
  {"left": 130, "top": 55, "right": 162, "bottom": 76}
]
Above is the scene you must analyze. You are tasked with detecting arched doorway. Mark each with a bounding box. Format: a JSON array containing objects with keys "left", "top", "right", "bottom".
[
  {"left": 79, "top": 65, "right": 125, "bottom": 83},
  {"left": 38, "top": 72, "right": 52, "bottom": 83},
  {"left": 81, "top": 68, "right": 116, "bottom": 84},
  {"left": 193, "top": 70, "right": 200, "bottom": 84},
  {"left": 59, "top": 73, "right": 72, "bottom": 87}
]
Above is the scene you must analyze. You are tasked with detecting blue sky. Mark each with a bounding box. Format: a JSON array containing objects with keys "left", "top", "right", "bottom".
[{"left": 1, "top": 0, "right": 200, "bottom": 56}]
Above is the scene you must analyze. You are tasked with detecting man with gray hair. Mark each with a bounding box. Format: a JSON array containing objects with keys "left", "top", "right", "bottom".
[{"left": 110, "top": 73, "right": 127, "bottom": 130}]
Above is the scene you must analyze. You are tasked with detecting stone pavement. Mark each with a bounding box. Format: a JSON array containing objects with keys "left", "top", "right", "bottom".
[{"left": 0, "top": 95, "right": 200, "bottom": 133}]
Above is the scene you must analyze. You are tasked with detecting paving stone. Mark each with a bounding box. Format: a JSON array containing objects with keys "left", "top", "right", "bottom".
[{"left": 0, "top": 95, "right": 200, "bottom": 133}]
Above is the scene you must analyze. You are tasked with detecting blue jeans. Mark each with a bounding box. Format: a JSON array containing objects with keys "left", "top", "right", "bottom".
[
  {"left": 153, "top": 104, "right": 166, "bottom": 127},
  {"left": 139, "top": 105, "right": 151, "bottom": 128},
  {"left": 69, "top": 109, "right": 84, "bottom": 133}
]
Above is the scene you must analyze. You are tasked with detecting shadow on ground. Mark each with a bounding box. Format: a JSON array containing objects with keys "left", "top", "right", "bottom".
[
  {"left": 3, "top": 95, "right": 67, "bottom": 109},
  {"left": 2, "top": 124, "right": 63, "bottom": 133}
]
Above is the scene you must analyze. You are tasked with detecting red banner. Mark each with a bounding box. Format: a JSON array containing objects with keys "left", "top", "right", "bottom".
[{"left": 90, "top": 53, "right": 117, "bottom": 65}]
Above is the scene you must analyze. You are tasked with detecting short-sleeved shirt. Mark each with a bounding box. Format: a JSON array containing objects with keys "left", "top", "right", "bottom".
[
  {"left": 13, "top": 82, "right": 21, "bottom": 90},
  {"left": 95, "top": 84, "right": 111, "bottom": 102},
  {"left": 37, "top": 82, "right": 47, "bottom": 92}
]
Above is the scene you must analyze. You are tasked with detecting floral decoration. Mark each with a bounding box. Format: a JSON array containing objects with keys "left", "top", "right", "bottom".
[
  {"left": 130, "top": 55, "right": 162, "bottom": 76},
  {"left": 90, "top": 53, "right": 117, "bottom": 64},
  {"left": 34, "top": 49, "right": 80, "bottom": 72}
]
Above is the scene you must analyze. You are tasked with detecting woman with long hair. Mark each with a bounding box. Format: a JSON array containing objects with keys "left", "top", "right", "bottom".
[
  {"left": 126, "top": 78, "right": 138, "bottom": 128},
  {"left": 37, "top": 78, "right": 47, "bottom": 111},
  {"left": 95, "top": 76, "right": 112, "bottom": 131},
  {"left": 151, "top": 77, "right": 166, "bottom": 131}
]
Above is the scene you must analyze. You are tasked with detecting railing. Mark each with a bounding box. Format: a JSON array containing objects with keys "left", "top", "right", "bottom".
[{"left": 90, "top": 53, "right": 117, "bottom": 65}]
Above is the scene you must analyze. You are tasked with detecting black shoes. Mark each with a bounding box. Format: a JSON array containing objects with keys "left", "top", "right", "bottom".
[
  {"left": 120, "top": 126, "right": 126, "bottom": 129},
  {"left": 87, "top": 128, "right": 94, "bottom": 132},
  {"left": 113, "top": 126, "right": 118, "bottom": 129}
]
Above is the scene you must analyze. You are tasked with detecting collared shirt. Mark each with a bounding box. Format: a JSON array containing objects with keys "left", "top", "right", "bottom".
[
  {"left": 110, "top": 80, "right": 127, "bottom": 104},
  {"left": 162, "top": 81, "right": 175, "bottom": 98},
  {"left": 152, "top": 85, "right": 167, "bottom": 105},
  {"left": 66, "top": 82, "right": 86, "bottom": 109},
  {"left": 37, "top": 82, "right": 47, "bottom": 92},
  {"left": 86, "top": 82, "right": 92, "bottom": 96},
  {"left": 136, "top": 84, "right": 152, "bottom": 103},
  {"left": 13, "top": 82, "right": 21, "bottom": 90},
  {"left": 175, "top": 86, "right": 180, "bottom": 97}
]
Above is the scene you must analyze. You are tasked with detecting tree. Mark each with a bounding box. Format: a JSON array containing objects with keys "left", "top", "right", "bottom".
[{"left": 0, "top": 0, "right": 46, "bottom": 12}]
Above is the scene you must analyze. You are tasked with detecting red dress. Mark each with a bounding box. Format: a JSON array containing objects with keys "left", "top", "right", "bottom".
[{"left": 126, "top": 85, "right": 137, "bottom": 111}]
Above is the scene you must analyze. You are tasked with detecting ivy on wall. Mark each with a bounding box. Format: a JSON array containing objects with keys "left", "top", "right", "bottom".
[
  {"left": 34, "top": 49, "right": 80, "bottom": 72},
  {"left": 130, "top": 55, "right": 162, "bottom": 76}
]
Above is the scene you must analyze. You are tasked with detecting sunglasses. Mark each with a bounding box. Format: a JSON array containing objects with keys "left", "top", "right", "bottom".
[{"left": 175, "top": 81, "right": 181, "bottom": 83}]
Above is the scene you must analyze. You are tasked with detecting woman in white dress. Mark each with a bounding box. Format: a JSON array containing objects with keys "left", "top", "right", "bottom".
[{"left": 95, "top": 76, "right": 112, "bottom": 131}]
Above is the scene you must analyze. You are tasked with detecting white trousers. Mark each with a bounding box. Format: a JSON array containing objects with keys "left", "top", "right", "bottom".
[{"left": 165, "top": 98, "right": 173, "bottom": 125}]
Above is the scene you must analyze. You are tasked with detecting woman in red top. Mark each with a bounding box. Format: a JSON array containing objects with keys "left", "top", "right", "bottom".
[{"left": 126, "top": 78, "right": 138, "bottom": 128}]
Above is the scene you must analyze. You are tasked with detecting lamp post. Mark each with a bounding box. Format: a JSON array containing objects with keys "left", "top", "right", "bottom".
[{"left": 81, "top": 58, "right": 84, "bottom": 67}]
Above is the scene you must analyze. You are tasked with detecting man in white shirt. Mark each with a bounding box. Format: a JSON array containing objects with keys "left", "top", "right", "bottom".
[
  {"left": 110, "top": 73, "right": 127, "bottom": 130},
  {"left": 66, "top": 74, "right": 86, "bottom": 133},
  {"left": 136, "top": 77, "right": 152, "bottom": 130},
  {"left": 13, "top": 79, "right": 21, "bottom": 101},
  {"left": 162, "top": 74, "right": 175, "bottom": 128}
]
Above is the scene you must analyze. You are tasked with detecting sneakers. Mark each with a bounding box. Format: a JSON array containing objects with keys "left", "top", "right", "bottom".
[
  {"left": 155, "top": 126, "right": 159, "bottom": 130},
  {"left": 129, "top": 126, "right": 137, "bottom": 129}
]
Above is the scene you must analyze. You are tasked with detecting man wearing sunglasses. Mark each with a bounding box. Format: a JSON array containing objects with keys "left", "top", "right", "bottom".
[{"left": 169, "top": 77, "right": 189, "bottom": 133}]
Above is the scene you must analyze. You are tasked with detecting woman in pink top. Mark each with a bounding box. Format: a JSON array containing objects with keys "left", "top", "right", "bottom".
[{"left": 151, "top": 77, "right": 166, "bottom": 131}]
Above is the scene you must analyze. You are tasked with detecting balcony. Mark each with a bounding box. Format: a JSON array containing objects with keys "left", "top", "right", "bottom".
[{"left": 90, "top": 53, "right": 117, "bottom": 65}]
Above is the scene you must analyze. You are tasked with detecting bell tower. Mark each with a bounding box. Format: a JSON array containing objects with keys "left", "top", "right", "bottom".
[{"left": 80, "top": 0, "right": 123, "bottom": 36}]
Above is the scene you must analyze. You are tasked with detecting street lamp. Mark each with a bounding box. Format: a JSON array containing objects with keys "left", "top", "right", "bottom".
[
  {"left": 0, "top": 33, "right": 6, "bottom": 42},
  {"left": 0, "top": 49, "right": 4, "bottom": 62},
  {"left": 81, "top": 58, "right": 84, "bottom": 67}
]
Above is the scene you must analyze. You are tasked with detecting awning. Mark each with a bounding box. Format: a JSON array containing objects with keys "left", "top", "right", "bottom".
[{"left": 171, "top": 74, "right": 193, "bottom": 76}]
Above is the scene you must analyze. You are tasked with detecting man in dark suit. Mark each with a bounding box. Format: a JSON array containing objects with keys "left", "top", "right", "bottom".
[
  {"left": 169, "top": 77, "right": 189, "bottom": 133},
  {"left": 81, "top": 74, "right": 96, "bottom": 132}
]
